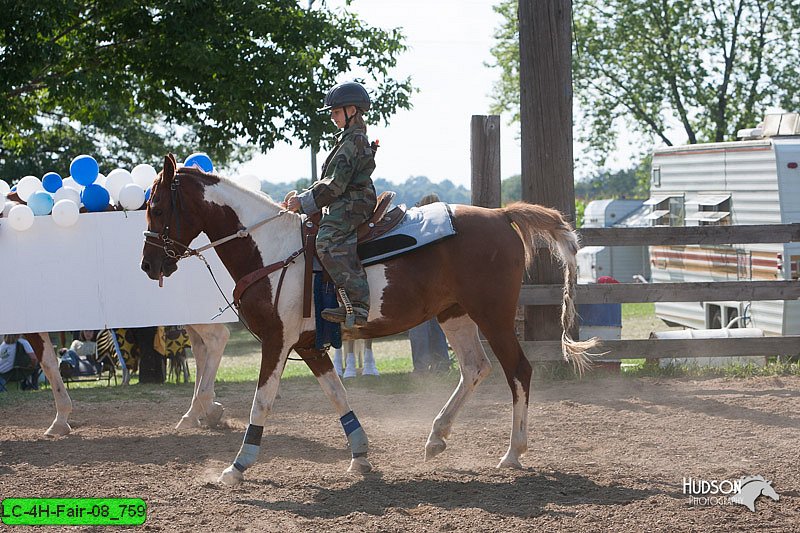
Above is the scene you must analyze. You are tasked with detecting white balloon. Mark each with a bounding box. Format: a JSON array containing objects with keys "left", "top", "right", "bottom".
[
  {"left": 105, "top": 168, "right": 133, "bottom": 200},
  {"left": 51, "top": 199, "right": 80, "bottom": 227},
  {"left": 3, "top": 200, "right": 17, "bottom": 217},
  {"left": 16, "top": 175, "right": 44, "bottom": 202},
  {"left": 62, "top": 176, "right": 80, "bottom": 190},
  {"left": 131, "top": 164, "right": 158, "bottom": 189},
  {"left": 95, "top": 173, "right": 107, "bottom": 188},
  {"left": 53, "top": 186, "right": 82, "bottom": 205},
  {"left": 8, "top": 204, "right": 34, "bottom": 231},
  {"left": 237, "top": 174, "right": 262, "bottom": 192},
  {"left": 118, "top": 183, "right": 145, "bottom": 210},
  {"left": 0, "top": 180, "right": 10, "bottom": 197}
]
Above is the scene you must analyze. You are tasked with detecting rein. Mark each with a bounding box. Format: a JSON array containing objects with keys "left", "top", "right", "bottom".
[{"left": 143, "top": 175, "right": 314, "bottom": 358}]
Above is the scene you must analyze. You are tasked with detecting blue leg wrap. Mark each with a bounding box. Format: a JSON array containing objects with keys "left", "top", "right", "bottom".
[
  {"left": 233, "top": 424, "right": 263, "bottom": 472},
  {"left": 340, "top": 411, "right": 368, "bottom": 458}
]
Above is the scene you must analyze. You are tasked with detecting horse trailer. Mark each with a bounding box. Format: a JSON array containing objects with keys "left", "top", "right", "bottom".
[{"left": 647, "top": 112, "right": 800, "bottom": 337}]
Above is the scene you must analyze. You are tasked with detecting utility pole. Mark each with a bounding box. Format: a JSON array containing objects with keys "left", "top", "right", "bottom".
[{"left": 518, "top": 0, "right": 576, "bottom": 341}]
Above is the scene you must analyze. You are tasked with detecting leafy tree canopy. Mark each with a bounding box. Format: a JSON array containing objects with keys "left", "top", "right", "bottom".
[
  {"left": 1, "top": 0, "right": 413, "bottom": 181},
  {"left": 489, "top": 0, "right": 800, "bottom": 165}
]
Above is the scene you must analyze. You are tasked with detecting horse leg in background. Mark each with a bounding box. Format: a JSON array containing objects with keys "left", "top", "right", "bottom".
[
  {"left": 297, "top": 342, "right": 372, "bottom": 474},
  {"left": 425, "top": 312, "right": 492, "bottom": 461},
  {"left": 332, "top": 344, "right": 344, "bottom": 377},
  {"left": 342, "top": 339, "right": 357, "bottom": 379},
  {"left": 361, "top": 338, "right": 379, "bottom": 376},
  {"left": 34, "top": 333, "right": 73, "bottom": 437},
  {"left": 176, "top": 324, "right": 229, "bottom": 430}
]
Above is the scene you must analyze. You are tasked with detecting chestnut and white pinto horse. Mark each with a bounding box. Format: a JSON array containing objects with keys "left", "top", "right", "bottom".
[
  {"left": 27, "top": 324, "right": 229, "bottom": 437},
  {"left": 140, "top": 155, "right": 595, "bottom": 486}
]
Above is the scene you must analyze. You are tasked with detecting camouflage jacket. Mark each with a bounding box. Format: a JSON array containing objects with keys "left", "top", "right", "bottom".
[{"left": 297, "top": 125, "right": 377, "bottom": 217}]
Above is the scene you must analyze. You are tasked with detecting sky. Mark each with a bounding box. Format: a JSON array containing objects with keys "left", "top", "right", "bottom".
[{"left": 238, "top": 0, "right": 523, "bottom": 189}]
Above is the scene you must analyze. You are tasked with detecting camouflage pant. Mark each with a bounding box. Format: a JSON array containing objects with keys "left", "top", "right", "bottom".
[{"left": 316, "top": 197, "right": 374, "bottom": 310}]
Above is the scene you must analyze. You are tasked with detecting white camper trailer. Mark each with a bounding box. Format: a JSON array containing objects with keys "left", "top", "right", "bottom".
[
  {"left": 577, "top": 199, "right": 651, "bottom": 283},
  {"left": 648, "top": 112, "right": 800, "bottom": 340}
]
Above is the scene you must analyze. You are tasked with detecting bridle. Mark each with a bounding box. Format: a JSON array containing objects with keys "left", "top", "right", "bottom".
[
  {"left": 142, "top": 173, "right": 289, "bottom": 263},
  {"left": 141, "top": 172, "right": 316, "bottom": 358}
]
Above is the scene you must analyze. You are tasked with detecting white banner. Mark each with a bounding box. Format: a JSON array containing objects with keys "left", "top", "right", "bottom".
[{"left": 0, "top": 210, "right": 237, "bottom": 332}]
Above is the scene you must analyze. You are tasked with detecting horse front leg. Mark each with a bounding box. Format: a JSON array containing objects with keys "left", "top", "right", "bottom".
[
  {"left": 177, "top": 324, "right": 228, "bottom": 430},
  {"left": 297, "top": 341, "right": 372, "bottom": 474},
  {"left": 37, "top": 333, "right": 73, "bottom": 437},
  {"left": 218, "top": 338, "right": 289, "bottom": 486}
]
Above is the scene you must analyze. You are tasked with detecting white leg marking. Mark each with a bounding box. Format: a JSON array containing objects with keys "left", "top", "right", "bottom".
[
  {"left": 498, "top": 378, "right": 528, "bottom": 469},
  {"left": 425, "top": 315, "right": 492, "bottom": 460}
]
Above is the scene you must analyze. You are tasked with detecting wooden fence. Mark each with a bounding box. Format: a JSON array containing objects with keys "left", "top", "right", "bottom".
[
  {"left": 469, "top": 114, "right": 800, "bottom": 362},
  {"left": 518, "top": 223, "right": 800, "bottom": 361}
]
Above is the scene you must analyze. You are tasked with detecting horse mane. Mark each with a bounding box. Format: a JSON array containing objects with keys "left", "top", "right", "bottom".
[{"left": 176, "top": 166, "right": 283, "bottom": 209}]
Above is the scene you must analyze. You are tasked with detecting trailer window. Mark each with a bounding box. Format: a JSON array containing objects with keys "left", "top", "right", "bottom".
[
  {"left": 645, "top": 195, "right": 684, "bottom": 227},
  {"left": 685, "top": 194, "right": 731, "bottom": 226}
]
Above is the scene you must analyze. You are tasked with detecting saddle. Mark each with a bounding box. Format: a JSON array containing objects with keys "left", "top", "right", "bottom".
[
  {"left": 300, "top": 191, "right": 406, "bottom": 317},
  {"left": 231, "top": 191, "right": 406, "bottom": 316}
]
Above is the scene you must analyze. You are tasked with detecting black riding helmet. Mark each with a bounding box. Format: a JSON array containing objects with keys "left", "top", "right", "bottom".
[{"left": 318, "top": 81, "right": 371, "bottom": 112}]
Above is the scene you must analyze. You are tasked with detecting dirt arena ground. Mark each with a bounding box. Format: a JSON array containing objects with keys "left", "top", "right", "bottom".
[{"left": 1, "top": 372, "right": 799, "bottom": 532}]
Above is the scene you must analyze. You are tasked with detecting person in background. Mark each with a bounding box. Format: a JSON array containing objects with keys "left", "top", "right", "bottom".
[
  {"left": 0, "top": 334, "right": 39, "bottom": 390},
  {"left": 408, "top": 193, "right": 452, "bottom": 374}
]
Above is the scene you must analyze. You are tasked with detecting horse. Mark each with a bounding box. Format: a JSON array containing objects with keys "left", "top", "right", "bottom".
[
  {"left": 24, "top": 324, "right": 229, "bottom": 436},
  {"left": 140, "top": 154, "right": 596, "bottom": 486}
]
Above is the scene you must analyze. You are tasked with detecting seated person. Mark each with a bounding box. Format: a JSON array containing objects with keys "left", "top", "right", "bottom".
[
  {"left": 59, "top": 330, "right": 101, "bottom": 377},
  {"left": 0, "top": 334, "right": 39, "bottom": 390}
]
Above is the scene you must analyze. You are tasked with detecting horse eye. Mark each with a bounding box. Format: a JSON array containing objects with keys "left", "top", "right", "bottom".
[{"left": 152, "top": 208, "right": 163, "bottom": 217}]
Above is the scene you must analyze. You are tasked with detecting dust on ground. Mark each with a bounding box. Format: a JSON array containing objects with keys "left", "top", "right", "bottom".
[{"left": 1, "top": 372, "right": 798, "bottom": 532}]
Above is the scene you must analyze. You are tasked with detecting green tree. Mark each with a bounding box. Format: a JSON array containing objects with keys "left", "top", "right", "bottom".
[
  {"left": 489, "top": 0, "right": 800, "bottom": 165},
  {"left": 1, "top": 0, "right": 413, "bottom": 180}
]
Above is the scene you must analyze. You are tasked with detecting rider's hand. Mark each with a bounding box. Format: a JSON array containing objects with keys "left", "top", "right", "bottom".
[{"left": 286, "top": 196, "right": 301, "bottom": 213}]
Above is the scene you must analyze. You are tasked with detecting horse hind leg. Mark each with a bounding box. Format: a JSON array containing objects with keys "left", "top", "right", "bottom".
[
  {"left": 425, "top": 313, "right": 492, "bottom": 461},
  {"left": 481, "top": 325, "right": 531, "bottom": 469}
]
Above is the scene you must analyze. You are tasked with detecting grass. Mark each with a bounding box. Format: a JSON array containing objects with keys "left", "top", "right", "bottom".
[{"left": 4, "top": 304, "right": 797, "bottom": 404}]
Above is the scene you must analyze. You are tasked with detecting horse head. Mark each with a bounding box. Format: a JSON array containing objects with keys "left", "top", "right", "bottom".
[{"left": 141, "top": 153, "right": 208, "bottom": 281}]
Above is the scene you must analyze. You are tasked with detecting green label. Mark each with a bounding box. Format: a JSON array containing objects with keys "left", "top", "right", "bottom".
[{"left": 1, "top": 498, "right": 147, "bottom": 526}]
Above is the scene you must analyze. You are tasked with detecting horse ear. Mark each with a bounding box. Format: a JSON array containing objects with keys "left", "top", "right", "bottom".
[{"left": 163, "top": 153, "right": 177, "bottom": 184}]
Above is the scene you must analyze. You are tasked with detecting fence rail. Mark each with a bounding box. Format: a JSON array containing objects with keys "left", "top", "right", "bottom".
[
  {"left": 521, "top": 281, "right": 800, "bottom": 305},
  {"left": 578, "top": 223, "right": 800, "bottom": 246},
  {"left": 520, "top": 223, "right": 800, "bottom": 362}
]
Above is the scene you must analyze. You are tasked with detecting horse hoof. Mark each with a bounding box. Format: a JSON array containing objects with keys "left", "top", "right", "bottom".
[
  {"left": 425, "top": 438, "right": 447, "bottom": 460},
  {"left": 175, "top": 415, "right": 201, "bottom": 431},
  {"left": 348, "top": 457, "right": 372, "bottom": 474},
  {"left": 205, "top": 402, "right": 224, "bottom": 427},
  {"left": 497, "top": 455, "right": 523, "bottom": 469},
  {"left": 218, "top": 465, "right": 244, "bottom": 486},
  {"left": 44, "top": 421, "right": 71, "bottom": 437}
]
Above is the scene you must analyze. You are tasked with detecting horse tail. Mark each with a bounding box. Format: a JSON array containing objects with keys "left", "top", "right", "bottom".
[{"left": 501, "top": 201, "right": 598, "bottom": 374}]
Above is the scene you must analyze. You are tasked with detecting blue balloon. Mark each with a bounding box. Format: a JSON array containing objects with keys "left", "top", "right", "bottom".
[
  {"left": 144, "top": 187, "right": 152, "bottom": 203},
  {"left": 81, "top": 184, "right": 110, "bottom": 212},
  {"left": 28, "top": 191, "right": 55, "bottom": 216},
  {"left": 70, "top": 155, "right": 99, "bottom": 186},
  {"left": 11, "top": 185, "right": 16, "bottom": 192},
  {"left": 42, "top": 172, "right": 63, "bottom": 193},
  {"left": 183, "top": 152, "right": 213, "bottom": 172}
]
